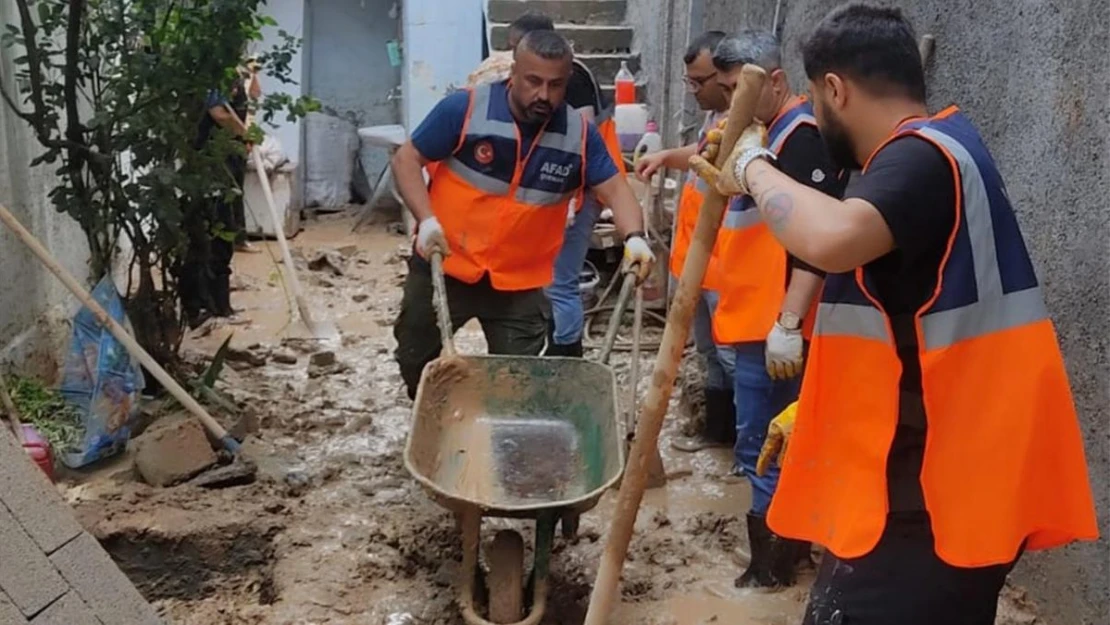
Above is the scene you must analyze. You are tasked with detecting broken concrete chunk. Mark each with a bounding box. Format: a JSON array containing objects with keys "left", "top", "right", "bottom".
[
  {"left": 307, "top": 250, "right": 346, "bottom": 276},
  {"left": 271, "top": 349, "right": 299, "bottom": 364},
  {"left": 134, "top": 419, "right": 217, "bottom": 487},
  {"left": 191, "top": 460, "right": 258, "bottom": 489},
  {"left": 309, "top": 351, "right": 336, "bottom": 367},
  {"left": 226, "top": 346, "right": 267, "bottom": 367}
]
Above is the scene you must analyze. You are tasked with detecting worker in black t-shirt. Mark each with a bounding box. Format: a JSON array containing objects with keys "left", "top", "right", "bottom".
[
  {"left": 710, "top": 31, "right": 845, "bottom": 591},
  {"left": 699, "top": 5, "right": 1097, "bottom": 624}
]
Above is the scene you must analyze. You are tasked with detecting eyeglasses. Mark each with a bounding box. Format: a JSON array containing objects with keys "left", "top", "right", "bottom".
[{"left": 684, "top": 71, "right": 718, "bottom": 92}]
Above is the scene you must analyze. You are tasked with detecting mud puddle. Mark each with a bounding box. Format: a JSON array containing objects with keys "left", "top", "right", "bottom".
[{"left": 62, "top": 213, "right": 1046, "bottom": 625}]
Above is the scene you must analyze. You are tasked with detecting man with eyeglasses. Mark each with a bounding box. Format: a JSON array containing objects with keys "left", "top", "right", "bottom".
[{"left": 634, "top": 31, "right": 736, "bottom": 454}]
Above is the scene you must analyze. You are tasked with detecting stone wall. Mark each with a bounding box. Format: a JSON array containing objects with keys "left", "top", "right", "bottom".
[{"left": 693, "top": 1, "right": 1110, "bottom": 622}]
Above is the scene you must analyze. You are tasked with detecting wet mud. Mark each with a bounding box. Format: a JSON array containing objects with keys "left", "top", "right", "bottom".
[{"left": 62, "top": 213, "right": 1047, "bottom": 625}]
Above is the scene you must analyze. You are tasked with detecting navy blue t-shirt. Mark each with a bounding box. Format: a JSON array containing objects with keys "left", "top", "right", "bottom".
[{"left": 411, "top": 90, "right": 619, "bottom": 188}]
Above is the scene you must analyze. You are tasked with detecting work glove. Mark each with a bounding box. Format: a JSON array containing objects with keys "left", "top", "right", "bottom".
[
  {"left": 622, "top": 234, "right": 656, "bottom": 284},
  {"left": 566, "top": 196, "right": 578, "bottom": 229},
  {"left": 688, "top": 122, "right": 769, "bottom": 196},
  {"left": 756, "top": 401, "right": 797, "bottom": 477},
  {"left": 415, "top": 216, "right": 449, "bottom": 258},
  {"left": 765, "top": 321, "right": 804, "bottom": 380}
]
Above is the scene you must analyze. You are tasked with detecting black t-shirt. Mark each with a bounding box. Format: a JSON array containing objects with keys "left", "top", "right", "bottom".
[
  {"left": 778, "top": 125, "right": 847, "bottom": 278},
  {"left": 565, "top": 62, "right": 604, "bottom": 115},
  {"left": 843, "top": 135, "right": 957, "bottom": 512}
]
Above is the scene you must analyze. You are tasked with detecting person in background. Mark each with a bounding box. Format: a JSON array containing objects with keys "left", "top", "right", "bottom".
[
  {"left": 390, "top": 30, "right": 654, "bottom": 399},
  {"left": 709, "top": 5, "right": 1097, "bottom": 622},
  {"left": 180, "top": 68, "right": 256, "bottom": 326},
  {"left": 710, "top": 31, "right": 845, "bottom": 589},
  {"left": 634, "top": 31, "right": 736, "bottom": 453}
]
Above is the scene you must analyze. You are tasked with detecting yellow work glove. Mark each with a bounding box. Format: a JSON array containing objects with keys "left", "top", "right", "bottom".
[
  {"left": 688, "top": 122, "right": 768, "bottom": 196},
  {"left": 756, "top": 401, "right": 797, "bottom": 477}
]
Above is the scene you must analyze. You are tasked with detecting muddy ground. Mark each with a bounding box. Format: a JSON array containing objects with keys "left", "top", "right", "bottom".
[{"left": 62, "top": 213, "right": 1046, "bottom": 625}]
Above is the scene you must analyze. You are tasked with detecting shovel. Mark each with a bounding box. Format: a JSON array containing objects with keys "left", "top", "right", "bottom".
[
  {"left": 0, "top": 204, "right": 244, "bottom": 454},
  {"left": 582, "top": 63, "right": 768, "bottom": 625}
]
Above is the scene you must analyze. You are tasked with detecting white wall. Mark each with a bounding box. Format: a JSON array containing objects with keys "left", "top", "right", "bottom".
[
  {"left": 258, "top": 0, "right": 307, "bottom": 205},
  {"left": 402, "top": 0, "right": 484, "bottom": 131},
  {"left": 0, "top": 0, "right": 90, "bottom": 378}
]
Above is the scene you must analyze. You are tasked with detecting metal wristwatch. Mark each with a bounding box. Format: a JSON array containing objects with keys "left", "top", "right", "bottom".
[
  {"left": 778, "top": 311, "right": 802, "bottom": 331},
  {"left": 734, "top": 147, "right": 777, "bottom": 194}
]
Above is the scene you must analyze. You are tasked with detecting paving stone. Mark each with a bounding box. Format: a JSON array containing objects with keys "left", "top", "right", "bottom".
[
  {"left": 49, "top": 533, "right": 163, "bottom": 625},
  {"left": 30, "top": 592, "right": 101, "bottom": 625},
  {"left": 0, "top": 430, "right": 83, "bottom": 554},
  {"left": 0, "top": 503, "right": 67, "bottom": 617},
  {"left": 0, "top": 590, "right": 28, "bottom": 624}
]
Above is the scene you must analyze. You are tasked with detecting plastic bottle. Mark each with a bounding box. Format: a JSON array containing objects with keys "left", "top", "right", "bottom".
[
  {"left": 614, "top": 60, "right": 636, "bottom": 105},
  {"left": 632, "top": 120, "right": 663, "bottom": 165}
]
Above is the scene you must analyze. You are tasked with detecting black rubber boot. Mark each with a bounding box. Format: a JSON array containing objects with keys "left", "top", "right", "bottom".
[
  {"left": 769, "top": 536, "right": 803, "bottom": 587},
  {"left": 736, "top": 513, "right": 776, "bottom": 588},
  {"left": 546, "top": 340, "right": 584, "bottom": 358},
  {"left": 704, "top": 388, "right": 737, "bottom": 445}
]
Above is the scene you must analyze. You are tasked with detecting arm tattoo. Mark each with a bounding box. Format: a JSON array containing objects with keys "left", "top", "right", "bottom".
[{"left": 762, "top": 192, "right": 795, "bottom": 233}]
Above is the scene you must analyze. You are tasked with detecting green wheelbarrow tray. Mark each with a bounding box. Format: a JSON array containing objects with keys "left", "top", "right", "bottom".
[{"left": 402, "top": 254, "right": 634, "bottom": 625}]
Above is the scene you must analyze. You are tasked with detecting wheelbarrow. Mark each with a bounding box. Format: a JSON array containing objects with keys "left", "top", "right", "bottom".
[{"left": 403, "top": 252, "right": 637, "bottom": 625}]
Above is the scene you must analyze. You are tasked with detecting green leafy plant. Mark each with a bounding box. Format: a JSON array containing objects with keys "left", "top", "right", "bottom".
[
  {"left": 0, "top": 0, "right": 319, "bottom": 368},
  {"left": 6, "top": 375, "right": 84, "bottom": 453}
]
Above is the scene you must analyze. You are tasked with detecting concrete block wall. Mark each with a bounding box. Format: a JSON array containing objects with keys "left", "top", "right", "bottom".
[
  {"left": 0, "top": 429, "right": 163, "bottom": 624},
  {"left": 691, "top": 1, "right": 1110, "bottom": 623}
]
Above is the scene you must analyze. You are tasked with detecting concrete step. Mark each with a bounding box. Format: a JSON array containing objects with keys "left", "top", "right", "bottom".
[
  {"left": 487, "top": 0, "right": 628, "bottom": 25},
  {"left": 577, "top": 52, "right": 640, "bottom": 82},
  {"left": 490, "top": 23, "right": 633, "bottom": 53}
]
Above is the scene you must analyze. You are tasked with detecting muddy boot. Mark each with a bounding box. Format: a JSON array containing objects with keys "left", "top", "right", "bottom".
[
  {"left": 546, "top": 340, "right": 584, "bottom": 358},
  {"left": 794, "top": 540, "right": 816, "bottom": 571},
  {"left": 769, "top": 536, "right": 803, "bottom": 587},
  {"left": 673, "top": 389, "right": 735, "bottom": 452},
  {"left": 736, "top": 513, "right": 776, "bottom": 588}
]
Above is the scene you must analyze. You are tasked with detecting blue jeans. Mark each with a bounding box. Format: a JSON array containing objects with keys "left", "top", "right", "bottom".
[
  {"left": 732, "top": 342, "right": 802, "bottom": 516},
  {"left": 546, "top": 195, "right": 602, "bottom": 345},
  {"left": 692, "top": 290, "right": 735, "bottom": 390}
]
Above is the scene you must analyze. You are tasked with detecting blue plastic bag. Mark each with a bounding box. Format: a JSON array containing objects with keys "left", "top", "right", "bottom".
[{"left": 58, "top": 276, "right": 145, "bottom": 468}]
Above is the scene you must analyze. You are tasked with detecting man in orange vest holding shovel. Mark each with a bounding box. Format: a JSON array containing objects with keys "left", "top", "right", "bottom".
[
  {"left": 698, "top": 5, "right": 1097, "bottom": 623},
  {"left": 635, "top": 31, "right": 737, "bottom": 452},
  {"left": 390, "top": 30, "right": 654, "bottom": 399},
  {"left": 710, "top": 31, "right": 845, "bottom": 590}
]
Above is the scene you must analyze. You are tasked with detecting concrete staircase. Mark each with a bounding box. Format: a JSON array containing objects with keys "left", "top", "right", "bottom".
[{"left": 487, "top": 0, "right": 642, "bottom": 102}]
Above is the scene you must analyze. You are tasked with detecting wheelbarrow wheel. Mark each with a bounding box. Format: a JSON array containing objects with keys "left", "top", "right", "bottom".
[{"left": 488, "top": 529, "right": 525, "bottom": 624}]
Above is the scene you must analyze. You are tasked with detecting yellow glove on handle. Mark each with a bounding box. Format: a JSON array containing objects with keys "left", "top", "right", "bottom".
[
  {"left": 689, "top": 122, "right": 769, "bottom": 196},
  {"left": 756, "top": 401, "right": 798, "bottom": 477}
]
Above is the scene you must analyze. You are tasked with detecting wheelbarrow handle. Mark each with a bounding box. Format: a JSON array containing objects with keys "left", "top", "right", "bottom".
[
  {"left": 430, "top": 251, "right": 457, "bottom": 357},
  {"left": 597, "top": 271, "right": 638, "bottom": 365}
]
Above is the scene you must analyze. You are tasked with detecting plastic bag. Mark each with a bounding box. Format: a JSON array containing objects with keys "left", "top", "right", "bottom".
[{"left": 57, "top": 276, "right": 145, "bottom": 468}]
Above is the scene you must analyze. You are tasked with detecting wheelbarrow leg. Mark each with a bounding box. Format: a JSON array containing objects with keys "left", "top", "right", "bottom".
[{"left": 560, "top": 511, "right": 580, "bottom": 540}]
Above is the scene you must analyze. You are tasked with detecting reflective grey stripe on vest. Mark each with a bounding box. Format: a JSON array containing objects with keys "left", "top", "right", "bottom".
[
  {"left": 769, "top": 113, "right": 816, "bottom": 154},
  {"left": 914, "top": 127, "right": 1049, "bottom": 350},
  {"left": 813, "top": 302, "right": 892, "bottom": 343},
  {"left": 448, "top": 85, "right": 585, "bottom": 205},
  {"left": 723, "top": 206, "right": 761, "bottom": 229}
]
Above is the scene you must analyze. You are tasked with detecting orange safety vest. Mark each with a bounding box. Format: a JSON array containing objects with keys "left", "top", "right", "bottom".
[
  {"left": 768, "top": 107, "right": 1098, "bottom": 567},
  {"left": 426, "top": 81, "right": 587, "bottom": 291},
  {"left": 713, "top": 97, "right": 817, "bottom": 344},
  {"left": 670, "top": 111, "right": 726, "bottom": 290}
]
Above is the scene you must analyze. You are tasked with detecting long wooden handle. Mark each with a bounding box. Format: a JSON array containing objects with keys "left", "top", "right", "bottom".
[
  {"left": 0, "top": 205, "right": 239, "bottom": 452},
  {"left": 429, "top": 252, "right": 457, "bottom": 357},
  {"left": 583, "top": 64, "right": 767, "bottom": 625}
]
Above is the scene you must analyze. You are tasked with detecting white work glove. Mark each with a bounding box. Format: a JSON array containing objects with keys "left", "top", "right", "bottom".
[
  {"left": 765, "top": 320, "right": 804, "bottom": 380},
  {"left": 622, "top": 235, "right": 656, "bottom": 284},
  {"left": 566, "top": 196, "right": 578, "bottom": 229},
  {"left": 415, "top": 216, "right": 449, "bottom": 258}
]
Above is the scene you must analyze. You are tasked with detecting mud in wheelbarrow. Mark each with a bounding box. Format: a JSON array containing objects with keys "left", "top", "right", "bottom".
[{"left": 404, "top": 354, "right": 624, "bottom": 625}]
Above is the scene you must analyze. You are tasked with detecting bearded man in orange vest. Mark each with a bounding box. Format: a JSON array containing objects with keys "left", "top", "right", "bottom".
[
  {"left": 390, "top": 30, "right": 654, "bottom": 399},
  {"left": 699, "top": 4, "right": 1098, "bottom": 624}
]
